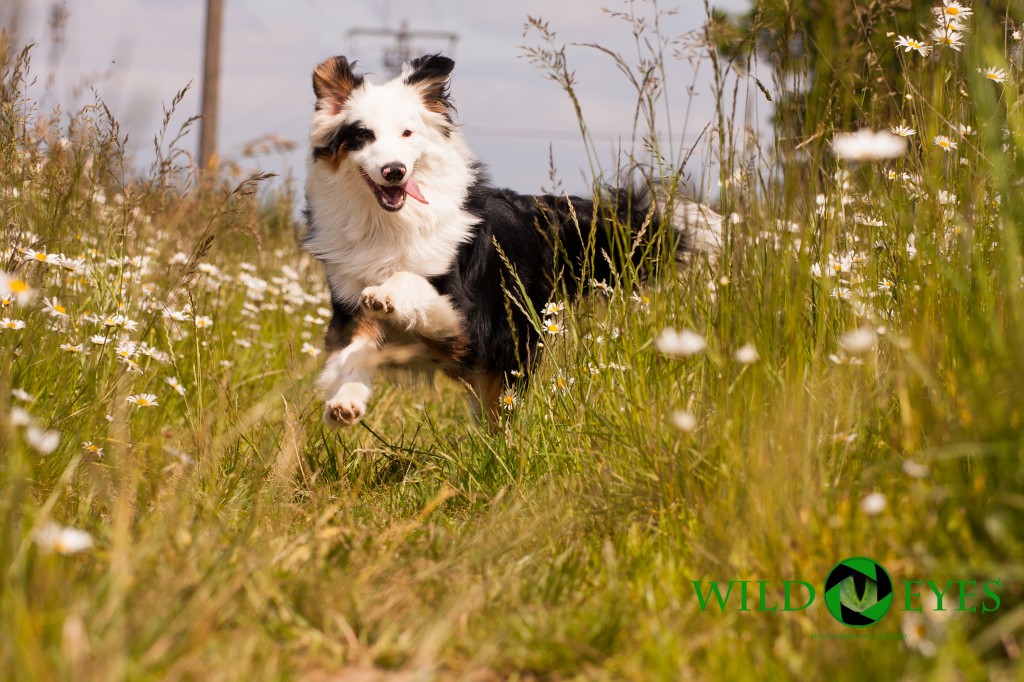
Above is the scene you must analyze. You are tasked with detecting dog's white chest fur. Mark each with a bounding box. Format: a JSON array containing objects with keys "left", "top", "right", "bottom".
[{"left": 303, "top": 139, "right": 478, "bottom": 305}]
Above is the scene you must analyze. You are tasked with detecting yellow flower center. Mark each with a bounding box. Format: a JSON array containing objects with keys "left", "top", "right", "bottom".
[
  {"left": 8, "top": 279, "right": 29, "bottom": 293},
  {"left": 54, "top": 305, "right": 66, "bottom": 314},
  {"left": 34, "top": 253, "right": 48, "bottom": 261},
  {"left": 945, "top": 7, "right": 959, "bottom": 15}
]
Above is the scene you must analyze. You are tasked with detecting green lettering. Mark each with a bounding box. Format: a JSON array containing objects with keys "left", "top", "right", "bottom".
[
  {"left": 957, "top": 580, "right": 977, "bottom": 613},
  {"left": 783, "top": 580, "right": 816, "bottom": 611},
  {"left": 926, "top": 581, "right": 951, "bottom": 611},
  {"left": 758, "top": 580, "right": 777, "bottom": 613},
  {"left": 982, "top": 579, "right": 1001, "bottom": 614},
  {"left": 692, "top": 581, "right": 736, "bottom": 613},
  {"left": 904, "top": 580, "right": 923, "bottom": 612}
]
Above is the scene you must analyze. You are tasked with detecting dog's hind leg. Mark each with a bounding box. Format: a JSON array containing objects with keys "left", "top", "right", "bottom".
[
  {"left": 319, "top": 317, "right": 383, "bottom": 428},
  {"left": 360, "top": 271, "right": 463, "bottom": 340},
  {"left": 466, "top": 370, "right": 505, "bottom": 428}
]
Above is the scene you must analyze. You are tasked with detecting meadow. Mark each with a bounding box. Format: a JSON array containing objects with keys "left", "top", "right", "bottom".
[{"left": 1, "top": 1, "right": 1023, "bottom": 679}]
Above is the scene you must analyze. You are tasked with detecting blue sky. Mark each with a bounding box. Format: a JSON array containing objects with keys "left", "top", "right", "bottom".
[{"left": 11, "top": 0, "right": 753, "bottom": 198}]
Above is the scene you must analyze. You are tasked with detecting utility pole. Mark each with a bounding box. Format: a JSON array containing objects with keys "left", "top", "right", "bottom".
[
  {"left": 199, "top": 0, "right": 223, "bottom": 172},
  {"left": 348, "top": 21, "right": 458, "bottom": 79}
]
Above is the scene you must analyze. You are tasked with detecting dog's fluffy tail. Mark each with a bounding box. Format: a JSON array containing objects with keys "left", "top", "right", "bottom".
[
  {"left": 646, "top": 180, "right": 723, "bottom": 260},
  {"left": 669, "top": 197, "right": 724, "bottom": 259}
]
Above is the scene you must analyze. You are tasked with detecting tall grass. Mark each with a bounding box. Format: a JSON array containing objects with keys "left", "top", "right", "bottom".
[{"left": 1, "top": 2, "right": 1023, "bottom": 679}]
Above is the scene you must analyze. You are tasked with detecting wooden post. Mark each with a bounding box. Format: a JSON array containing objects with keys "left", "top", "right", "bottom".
[{"left": 198, "top": 0, "right": 223, "bottom": 172}]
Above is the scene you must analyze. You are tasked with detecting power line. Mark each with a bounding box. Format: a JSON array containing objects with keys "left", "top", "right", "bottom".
[{"left": 462, "top": 125, "right": 703, "bottom": 144}]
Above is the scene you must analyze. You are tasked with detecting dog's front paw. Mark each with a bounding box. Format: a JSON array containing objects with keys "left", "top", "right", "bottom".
[
  {"left": 360, "top": 286, "right": 394, "bottom": 317},
  {"left": 323, "top": 383, "right": 371, "bottom": 428}
]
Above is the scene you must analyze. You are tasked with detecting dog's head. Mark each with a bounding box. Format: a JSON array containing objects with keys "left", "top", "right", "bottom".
[{"left": 309, "top": 54, "right": 455, "bottom": 213}]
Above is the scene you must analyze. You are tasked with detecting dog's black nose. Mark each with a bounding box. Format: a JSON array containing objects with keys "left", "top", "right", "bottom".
[{"left": 381, "top": 163, "right": 407, "bottom": 183}]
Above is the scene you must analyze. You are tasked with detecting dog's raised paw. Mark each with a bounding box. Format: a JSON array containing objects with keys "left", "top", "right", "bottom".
[
  {"left": 323, "top": 381, "right": 372, "bottom": 428},
  {"left": 324, "top": 398, "right": 365, "bottom": 427},
  {"left": 360, "top": 287, "right": 394, "bottom": 317}
]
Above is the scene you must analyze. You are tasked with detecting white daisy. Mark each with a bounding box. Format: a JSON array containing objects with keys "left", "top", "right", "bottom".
[
  {"left": 541, "top": 301, "right": 565, "bottom": 316},
  {"left": 933, "top": 135, "right": 957, "bottom": 152},
  {"left": 0, "top": 273, "right": 34, "bottom": 306},
  {"left": 671, "top": 410, "right": 698, "bottom": 433},
  {"left": 21, "top": 248, "right": 62, "bottom": 266},
  {"left": 734, "top": 343, "right": 760, "bottom": 365},
  {"left": 895, "top": 35, "right": 932, "bottom": 56},
  {"left": 860, "top": 492, "right": 887, "bottom": 516},
  {"left": 25, "top": 425, "right": 61, "bottom": 454},
  {"left": 126, "top": 393, "right": 159, "bottom": 407},
  {"left": 839, "top": 327, "right": 877, "bottom": 355},
  {"left": 43, "top": 297, "right": 69, "bottom": 319},
  {"left": 933, "top": 1, "right": 972, "bottom": 22},
  {"left": 978, "top": 67, "right": 1007, "bottom": 84},
  {"left": 542, "top": 318, "right": 563, "bottom": 335},
  {"left": 500, "top": 388, "right": 516, "bottom": 411},
  {"left": 931, "top": 25, "right": 964, "bottom": 51},
  {"left": 34, "top": 523, "right": 94, "bottom": 554},
  {"left": 165, "top": 377, "right": 186, "bottom": 396},
  {"left": 832, "top": 128, "right": 907, "bottom": 161},
  {"left": 655, "top": 328, "right": 707, "bottom": 357}
]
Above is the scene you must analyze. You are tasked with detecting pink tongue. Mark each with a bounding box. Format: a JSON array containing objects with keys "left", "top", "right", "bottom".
[{"left": 403, "top": 179, "right": 429, "bottom": 205}]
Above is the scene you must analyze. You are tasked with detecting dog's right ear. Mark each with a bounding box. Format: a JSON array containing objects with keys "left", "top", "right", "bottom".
[{"left": 313, "top": 56, "right": 364, "bottom": 115}]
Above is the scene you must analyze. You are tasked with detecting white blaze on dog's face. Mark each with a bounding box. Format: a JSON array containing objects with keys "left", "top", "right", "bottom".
[{"left": 309, "top": 55, "right": 456, "bottom": 213}]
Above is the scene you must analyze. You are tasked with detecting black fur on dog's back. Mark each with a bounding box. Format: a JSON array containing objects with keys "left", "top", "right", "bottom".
[{"left": 428, "top": 172, "right": 669, "bottom": 378}]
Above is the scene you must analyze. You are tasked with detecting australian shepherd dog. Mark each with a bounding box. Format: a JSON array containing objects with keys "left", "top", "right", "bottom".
[{"left": 303, "top": 53, "right": 721, "bottom": 428}]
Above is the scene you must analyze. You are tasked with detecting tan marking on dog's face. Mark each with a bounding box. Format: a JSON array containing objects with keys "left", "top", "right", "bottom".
[{"left": 322, "top": 147, "right": 346, "bottom": 173}]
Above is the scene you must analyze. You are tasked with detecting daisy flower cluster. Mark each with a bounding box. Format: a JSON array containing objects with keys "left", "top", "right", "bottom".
[
  {"left": 893, "top": 0, "right": 1010, "bottom": 83},
  {"left": 895, "top": 1, "right": 972, "bottom": 57},
  {"left": 815, "top": 0, "right": 1021, "bottom": 335},
  {"left": 1, "top": 123, "right": 332, "bottom": 469}
]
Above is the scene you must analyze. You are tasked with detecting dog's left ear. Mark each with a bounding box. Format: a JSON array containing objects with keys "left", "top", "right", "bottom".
[{"left": 404, "top": 54, "right": 455, "bottom": 117}]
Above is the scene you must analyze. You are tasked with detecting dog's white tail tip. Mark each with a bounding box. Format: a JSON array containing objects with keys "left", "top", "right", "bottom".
[{"left": 671, "top": 198, "right": 724, "bottom": 259}]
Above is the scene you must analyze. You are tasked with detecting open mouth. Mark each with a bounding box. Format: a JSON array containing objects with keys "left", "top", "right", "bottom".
[{"left": 360, "top": 171, "right": 429, "bottom": 212}]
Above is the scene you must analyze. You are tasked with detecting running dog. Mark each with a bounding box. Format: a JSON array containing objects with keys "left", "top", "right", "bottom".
[{"left": 302, "top": 53, "right": 721, "bottom": 427}]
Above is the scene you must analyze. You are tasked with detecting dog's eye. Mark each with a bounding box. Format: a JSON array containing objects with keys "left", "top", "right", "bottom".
[{"left": 402, "top": 130, "right": 413, "bottom": 138}]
